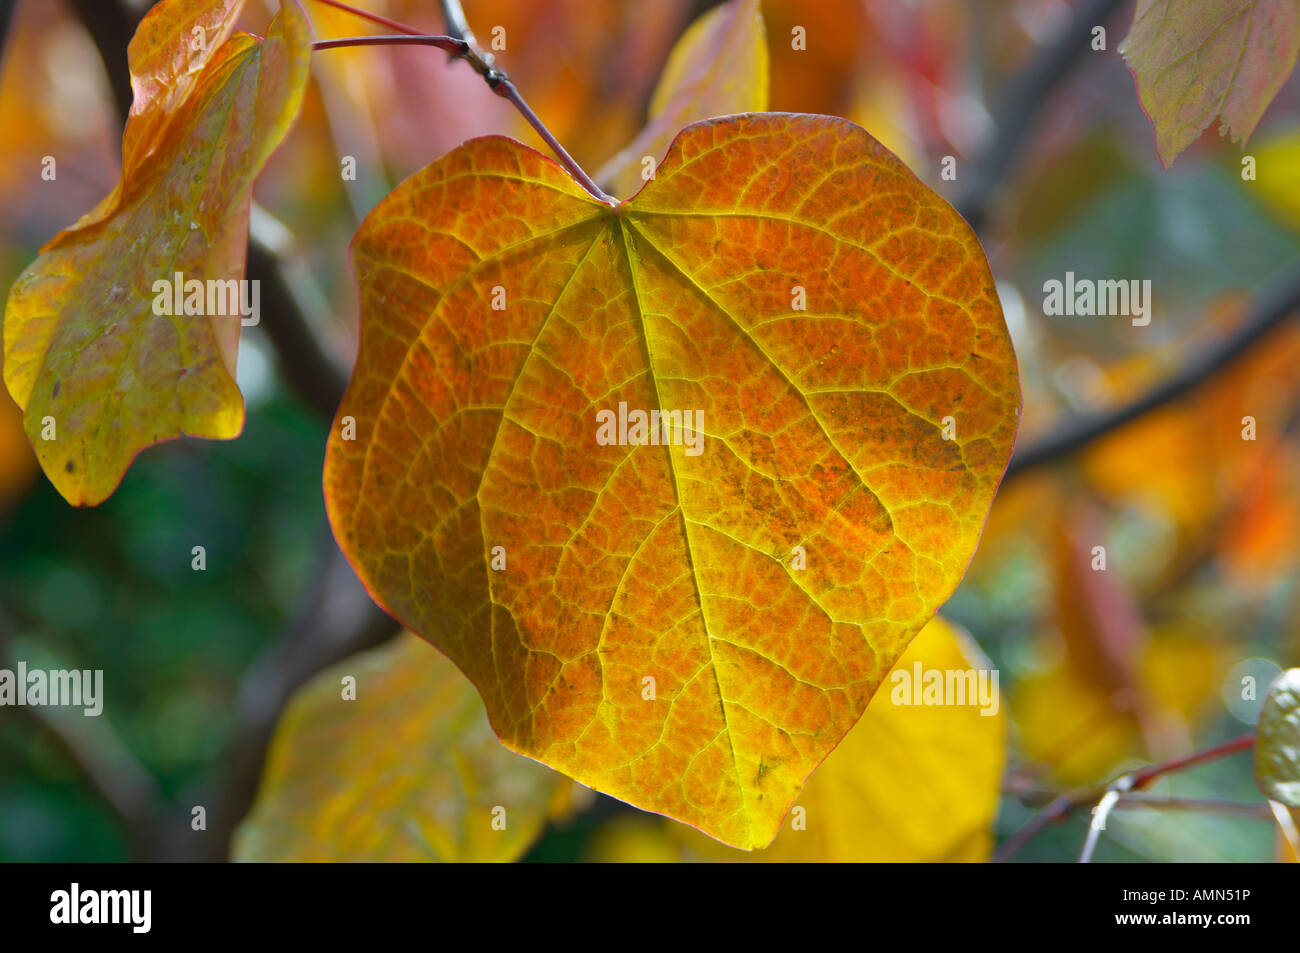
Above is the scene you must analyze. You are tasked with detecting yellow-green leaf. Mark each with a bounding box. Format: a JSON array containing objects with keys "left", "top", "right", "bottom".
[
  {"left": 595, "top": 0, "right": 768, "bottom": 198},
  {"left": 3, "top": 0, "right": 310, "bottom": 505},
  {"left": 324, "top": 112, "right": 1020, "bottom": 849},
  {"left": 1256, "top": 668, "right": 1300, "bottom": 807},
  {"left": 234, "top": 633, "right": 578, "bottom": 862}
]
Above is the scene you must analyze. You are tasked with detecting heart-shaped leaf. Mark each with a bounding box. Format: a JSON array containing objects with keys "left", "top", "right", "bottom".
[
  {"left": 3, "top": 0, "right": 311, "bottom": 505},
  {"left": 324, "top": 112, "right": 1020, "bottom": 848}
]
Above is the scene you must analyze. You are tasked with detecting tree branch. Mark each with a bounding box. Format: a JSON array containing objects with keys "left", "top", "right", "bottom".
[
  {"left": 1004, "top": 260, "right": 1300, "bottom": 483},
  {"left": 315, "top": 0, "right": 615, "bottom": 203},
  {"left": 199, "top": 541, "right": 399, "bottom": 860},
  {"left": 995, "top": 733, "right": 1257, "bottom": 862},
  {"left": 955, "top": 0, "right": 1129, "bottom": 233},
  {"left": 0, "top": 605, "right": 180, "bottom": 860}
]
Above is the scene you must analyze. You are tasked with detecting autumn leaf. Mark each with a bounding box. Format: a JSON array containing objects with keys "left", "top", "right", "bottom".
[
  {"left": 56, "top": 0, "right": 251, "bottom": 239},
  {"left": 234, "top": 632, "right": 579, "bottom": 862},
  {"left": 324, "top": 112, "right": 1020, "bottom": 849},
  {"left": 595, "top": 0, "right": 768, "bottom": 198},
  {"left": 1120, "top": 0, "right": 1300, "bottom": 167},
  {"left": 670, "top": 615, "right": 1006, "bottom": 861},
  {"left": 2, "top": 0, "right": 311, "bottom": 505}
]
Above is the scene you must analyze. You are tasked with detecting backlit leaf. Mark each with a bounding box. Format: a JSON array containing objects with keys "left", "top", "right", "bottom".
[
  {"left": 2, "top": 0, "right": 311, "bottom": 505},
  {"left": 234, "top": 632, "right": 577, "bottom": 862},
  {"left": 1256, "top": 668, "right": 1300, "bottom": 807},
  {"left": 1120, "top": 0, "right": 1300, "bottom": 167},
  {"left": 57, "top": 0, "right": 250, "bottom": 238},
  {"left": 595, "top": 0, "right": 768, "bottom": 198},
  {"left": 324, "top": 112, "right": 1020, "bottom": 849}
]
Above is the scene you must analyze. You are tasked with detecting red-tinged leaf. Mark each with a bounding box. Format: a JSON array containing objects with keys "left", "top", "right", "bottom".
[
  {"left": 1120, "top": 0, "right": 1300, "bottom": 167},
  {"left": 324, "top": 113, "right": 1020, "bottom": 849},
  {"left": 3, "top": 0, "right": 311, "bottom": 505}
]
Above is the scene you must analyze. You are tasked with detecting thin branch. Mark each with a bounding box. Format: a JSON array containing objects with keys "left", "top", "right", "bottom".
[
  {"left": 1004, "top": 260, "right": 1300, "bottom": 483},
  {"left": 314, "top": 0, "right": 616, "bottom": 204},
  {"left": 1079, "top": 788, "right": 1121, "bottom": 862},
  {"left": 955, "top": 0, "right": 1129, "bottom": 232},
  {"left": 437, "top": 0, "right": 478, "bottom": 48},
  {"left": 439, "top": 0, "right": 613, "bottom": 204},
  {"left": 313, "top": 0, "right": 424, "bottom": 36},
  {"left": 1113, "top": 794, "right": 1274, "bottom": 819},
  {"left": 200, "top": 541, "right": 399, "bottom": 860},
  {"left": 1007, "top": 781, "right": 1275, "bottom": 818},
  {"left": 995, "top": 733, "right": 1257, "bottom": 862},
  {"left": 0, "top": 604, "right": 180, "bottom": 860},
  {"left": 312, "top": 33, "right": 463, "bottom": 55}
]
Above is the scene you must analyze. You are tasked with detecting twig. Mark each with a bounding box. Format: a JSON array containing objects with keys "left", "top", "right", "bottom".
[
  {"left": 1006, "top": 780, "right": 1275, "bottom": 818},
  {"left": 314, "top": 0, "right": 616, "bottom": 204},
  {"left": 200, "top": 541, "right": 399, "bottom": 860},
  {"left": 314, "top": 0, "right": 424, "bottom": 36},
  {"left": 955, "top": 0, "right": 1129, "bottom": 233},
  {"left": 1004, "top": 260, "right": 1300, "bottom": 483},
  {"left": 312, "top": 33, "right": 463, "bottom": 55},
  {"left": 1113, "top": 794, "right": 1274, "bottom": 819},
  {"left": 1080, "top": 787, "right": 1122, "bottom": 862},
  {"left": 0, "top": 604, "right": 180, "bottom": 860},
  {"left": 436, "top": 0, "right": 477, "bottom": 48},
  {"left": 995, "top": 733, "right": 1257, "bottom": 862}
]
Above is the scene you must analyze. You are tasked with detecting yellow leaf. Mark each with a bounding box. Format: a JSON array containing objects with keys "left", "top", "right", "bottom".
[
  {"left": 3, "top": 0, "right": 310, "bottom": 505},
  {"left": 234, "top": 633, "right": 576, "bottom": 862}
]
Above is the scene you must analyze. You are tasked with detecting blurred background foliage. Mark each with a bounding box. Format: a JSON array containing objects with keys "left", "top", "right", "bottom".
[{"left": 1, "top": 0, "right": 1298, "bottom": 862}]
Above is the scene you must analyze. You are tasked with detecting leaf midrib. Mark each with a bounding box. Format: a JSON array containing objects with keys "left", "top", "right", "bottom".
[{"left": 614, "top": 215, "right": 753, "bottom": 837}]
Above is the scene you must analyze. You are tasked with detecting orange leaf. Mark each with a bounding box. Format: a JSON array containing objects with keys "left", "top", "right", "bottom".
[
  {"left": 55, "top": 0, "right": 250, "bottom": 239},
  {"left": 324, "top": 113, "right": 1020, "bottom": 849},
  {"left": 1120, "top": 0, "right": 1300, "bottom": 167},
  {"left": 3, "top": 0, "right": 311, "bottom": 505}
]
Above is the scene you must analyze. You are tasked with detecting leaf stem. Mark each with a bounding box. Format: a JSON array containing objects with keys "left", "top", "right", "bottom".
[
  {"left": 309, "top": 2, "right": 616, "bottom": 205},
  {"left": 311, "top": 34, "right": 464, "bottom": 55},
  {"left": 311, "top": 0, "right": 425, "bottom": 36}
]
